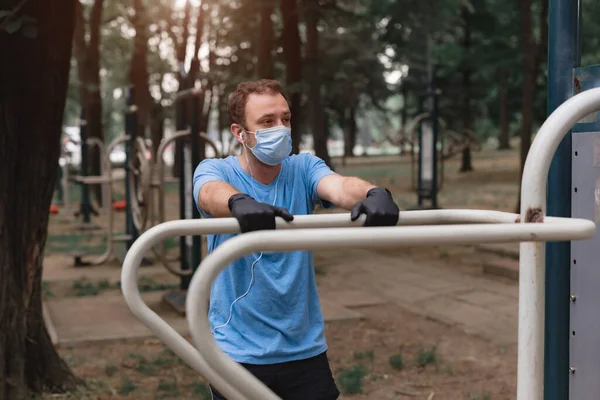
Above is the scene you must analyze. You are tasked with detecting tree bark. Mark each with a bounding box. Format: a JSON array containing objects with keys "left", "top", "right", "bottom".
[
  {"left": 256, "top": 0, "right": 275, "bottom": 79},
  {"left": 516, "top": 0, "right": 548, "bottom": 211},
  {"left": 172, "top": 0, "right": 193, "bottom": 178},
  {"left": 303, "top": 0, "right": 331, "bottom": 166},
  {"left": 0, "top": 0, "right": 81, "bottom": 398},
  {"left": 343, "top": 107, "right": 357, "bottom": 158},
  {"left": 498, "top": 70, "right": 511, "bottom": 150},
  {"left": 460, "top": 5, "right": 473, "bottom": 173},
  {"left": 280, "top": 0, "right": 303, "bottom": 154},
  {"left": 129, "top": 0, "right": 153, "bottom": 141},
  {"left": 73, "top": 0, "right": 105, "bottom": 205}
]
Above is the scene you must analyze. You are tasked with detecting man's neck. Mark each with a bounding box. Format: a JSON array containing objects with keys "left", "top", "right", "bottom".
[{"left": 237, "top": 151, "right": 281, "bottom": 185}]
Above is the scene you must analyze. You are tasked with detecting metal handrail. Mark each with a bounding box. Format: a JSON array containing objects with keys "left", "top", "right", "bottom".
[
  {"left": 184, "top": 217, "right": 595, "bottom": 400},
  {"left": 517, "top": 87, "right": 600, "bottom": 399},
  {"left": 121, "top": 211, "right": 595, "bottom": 400}
]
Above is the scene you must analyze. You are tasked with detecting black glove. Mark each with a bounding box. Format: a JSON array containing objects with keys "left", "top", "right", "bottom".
[
  {"left": 350, "top": 187, "right": 400, "bottom": 227},
  {"left": 228, "top": 193, "right": 294, "bottom": 233}
]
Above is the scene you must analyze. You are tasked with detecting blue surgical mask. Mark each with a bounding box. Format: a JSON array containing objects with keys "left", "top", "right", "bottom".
[{"left": 244, "top": 125, "right": 292, "bottom": 165}]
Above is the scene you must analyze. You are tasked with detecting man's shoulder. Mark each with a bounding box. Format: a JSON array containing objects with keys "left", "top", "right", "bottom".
[
  {"left": 287, "top": 152, "right": 323, "bottom": 166},
  {"left": 197, "top": 155, "right": 235, "bottom": 170}
]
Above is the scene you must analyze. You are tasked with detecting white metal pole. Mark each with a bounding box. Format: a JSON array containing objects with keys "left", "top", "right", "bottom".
[{"left": 518, "top": 87, "right": 600, "bottom": 400}]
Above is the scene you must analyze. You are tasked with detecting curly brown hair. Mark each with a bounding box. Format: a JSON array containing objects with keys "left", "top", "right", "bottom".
[{"left": 227, "top": 79, "right": 288, "bottom": 128}]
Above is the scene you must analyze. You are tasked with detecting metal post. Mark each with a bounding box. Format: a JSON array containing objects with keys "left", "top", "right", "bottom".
[
  {"left": 79, "top": 108, "right": 91, "bottom": 224},
  {"left": 125, "top": 86, "right": 139, "bottom": 249},
  {"left": 545, "top": 1, "right": 581, "bottom": 399},
  {"left": 176, "top": 96, "right": 188, "bottom": 289},
  {"left": 431, "top": 75, "right": 439, "bottom": 209},
  {"left": 417, "top": 95, "right": 424, "bottom": 207},
  {"left": 181, "top": 92, "right": 202, "bottom": 290}
]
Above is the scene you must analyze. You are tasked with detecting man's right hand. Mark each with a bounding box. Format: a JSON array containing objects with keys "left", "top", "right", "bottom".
[{"left": 228, "top": 193, "right": 294, "bottom": 233}]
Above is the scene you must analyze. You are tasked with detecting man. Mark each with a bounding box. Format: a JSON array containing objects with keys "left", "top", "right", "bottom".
[{"left": 193, "top": 79, "right": 400, "bottom": 400}]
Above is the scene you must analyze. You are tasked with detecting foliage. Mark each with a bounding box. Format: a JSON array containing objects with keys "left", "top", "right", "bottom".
[{"left": 61, "top": 0, "right": 600, "bottom": 151}]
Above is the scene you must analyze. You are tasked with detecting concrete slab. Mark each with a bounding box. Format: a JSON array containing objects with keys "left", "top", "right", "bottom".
[
  {"left": 475, "top": 243, "right": 519, "bottom": 260},
  {"left": 44, "top": 291, "right": 188, "bottom": 347},
  {"left": 44, "top": 291, "right": 363, "bottom": 347},
  {"left": 483, "top": 257, "right": 519, "bottom": 281},
  {"left": 43, "top": 253, "right": 172, "bottom": 283},
  {"left": 454, "top": 290, "right": 514, "bottom": 307}
]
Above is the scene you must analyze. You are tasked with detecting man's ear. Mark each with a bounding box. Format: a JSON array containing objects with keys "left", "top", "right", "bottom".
[{"left": 231, "top": 124, "right": 244, "bottom": 143}]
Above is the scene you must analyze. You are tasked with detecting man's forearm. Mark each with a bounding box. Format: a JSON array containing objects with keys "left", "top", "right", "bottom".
[
  {"left": 198, "top": 181, "right": 241, "bottom": 217},
  {"left": 337, "top": 176, "right": 376, "bottom": 210}
]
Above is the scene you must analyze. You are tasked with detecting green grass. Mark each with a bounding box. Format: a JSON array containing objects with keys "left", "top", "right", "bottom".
[
  {"left": 415, "top": 346, "right": 438, "bottom": 368},
  {"left": 105, "top": 363, "right": 118, "bottom": 377},
  {"left": 470, "top": 393, "right": 491, "bottom": 400},
  {"left": 118, "top": 376, "right": 138, "bottom": 395},
  {"left": 42, "top": 280, "right": 54, "bottom": 300},
  {"left": 388, "top": 353, "right": 405, "bottom": 370},
  {"left": 353, "top": 350, "right": 374, "bottom": 361},
  {"left": 336, "top": 364, "right": 369, "bottom": 394}
]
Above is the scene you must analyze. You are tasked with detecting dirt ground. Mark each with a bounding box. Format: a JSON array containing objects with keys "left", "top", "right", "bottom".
[{"left": 44, "top": 146, "right": 520, "bottom": 400}]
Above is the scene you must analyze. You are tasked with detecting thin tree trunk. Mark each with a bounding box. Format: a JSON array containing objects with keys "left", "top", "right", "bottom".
[
  {"left": 460, "top": 5, "right": 473, "bottom": 173},
  {"left": 516, "top": 0, "right": 548, "bottom": 212},
  {"left": 129, "top": 0, "right": 152, "bottom": 142},
  {"left": 280, "top": 0, "right": 303, "bottom": 154},
  {"left": 343, "top": 106, "right": 357, "bottom": 158},
  {"left": 172, "top": 0, "right": 193, "bottom": 178},
  {"left": 150, "top": 101, "right": 164, "bottom": 159},
  {"left": 256, "top": 0, "right": 275, "bottom": 78},
  {"left": 0, "top": 0, "right": 81, "bottom": 398},
  {"left": 304, "top": 0, "right": 331, "bottom": 166},
  {"left": 498, "top": 70, "right": 511, "bottom": 150},
  {"left": 74, "top": 0, "right": 105, "bottom": 205}
]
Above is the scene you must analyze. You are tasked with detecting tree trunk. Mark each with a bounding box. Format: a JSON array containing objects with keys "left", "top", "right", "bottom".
[
  {"left": 150, "top": 101, "right": 164, "bottom": 160},
  {"left": 498, "top": 70, "right": 511, "bottom": 150},
  {"left": 459, "top": 5, "right": 473, "bottom": 173},
  {"left": 280, "top": 0, "right": 303, "bottom": 154},
  {"left": 129, "top": 0, "right": 152, "bottom": 141},
  {"left": 74, "top": 0, "right": 105, "bottom": 205},
  {"left": 516, "top": 0, "right": 548, "bottom": 211},
  {"left": 401, "top": 85, "right": 408, "bottom": 137},
  {"left": 303, "top": 0, "right": 331, "bottom": 166},
  {"left": 0, "top": 0, "right": 81, "bottom": 398},
  {"left": 172, "top": 0, "right": 193, "bottom": 178},
  {"left": 256, "top": 0, "right": 275, "bottom": 79},
  {"left": 343, "top": 107, "right": 357, "bottom": 158}
]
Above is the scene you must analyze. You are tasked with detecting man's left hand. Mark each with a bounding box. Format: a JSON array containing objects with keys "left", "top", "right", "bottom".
[{"left": 350, "top": 187, "right": 400, "bottom": 227}]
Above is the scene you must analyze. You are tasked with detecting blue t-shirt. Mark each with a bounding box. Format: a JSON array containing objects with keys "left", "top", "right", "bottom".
[{"left": 192, "top": 153, "right": 336, "bottom": 364}]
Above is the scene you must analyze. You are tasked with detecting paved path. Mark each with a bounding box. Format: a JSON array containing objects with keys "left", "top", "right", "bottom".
[
  {"left": 316, "top": 247, "right": 518, "bottom": 346},
  {"left": 43, "top": 245, "right": 518, "bottom": 347}
]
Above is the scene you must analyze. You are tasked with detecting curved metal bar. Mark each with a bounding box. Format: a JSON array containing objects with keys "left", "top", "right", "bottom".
[
  {"left": 121, "top": 210, "right": 593, "bottom": 399},
  {"left": 517, "top": 87, "right": 600, "bottom": 400},
  {"left": 152, "top": 130, "right": 221, "bottom": 276},
  {"left": 185, "top": 217, "right": 595, "bottom": 400}
]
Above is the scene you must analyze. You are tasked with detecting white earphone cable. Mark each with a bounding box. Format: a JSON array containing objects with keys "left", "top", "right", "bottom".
[{"left": 213, "top": 136, "right": 279, "bottom": 333}]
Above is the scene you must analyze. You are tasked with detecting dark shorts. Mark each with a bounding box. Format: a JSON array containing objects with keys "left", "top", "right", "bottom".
[{"left": 210, "top": 351, "right": 340, "bottom": 400}]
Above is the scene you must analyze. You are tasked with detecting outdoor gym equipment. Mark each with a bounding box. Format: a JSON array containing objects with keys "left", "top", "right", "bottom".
[
  {"left": 121, "top": 86, "right": 600, "bottom": 399},
  {"left": 150, "top": 127, "right": 220, "bottom": 277}
]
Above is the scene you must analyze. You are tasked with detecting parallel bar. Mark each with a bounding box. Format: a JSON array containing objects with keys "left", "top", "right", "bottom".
[
  {"left": 122, "top": 210, "right": 524, "bottom": 400},
  {"left": 545, "top": 1, "right": 581, "bottom": 399},
  {"left": 185, "top": 218, "right": 596, "bottom": 400}
]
